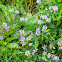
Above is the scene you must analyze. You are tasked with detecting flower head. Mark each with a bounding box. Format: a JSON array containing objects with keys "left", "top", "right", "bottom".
[
  {"left": 18, "top": 37, "right": 21, "bottom": 42},
  {"left": 36, "top": 28, "right": 40, "bottom": 32},
  {"left": 29, "top": 43, "right": 33, "bottom": 46},
  {"left": 36, "top": 28, "right": 40, "bottom": 36},
  {"left": 42, "top": 25, "right": 47, "bottom": 31},
  {"left": 20, "top": 18, "right": 24, "bottom": 21},
  {"left": 0, "top": 36, "right": 3, "bottom": 40},
  {"left": 25, "top": 51, "right": 30, "bottom": 56},
  {"left": 49, "top": 6, "right": 53, "bottom": 10},
  {"left": 32, "top": 48, "right": 38, "bottom": 55},
  {"left": 21, "top": 41, "right": 26, "bottom": 46},
  {"left": 47, "top": 53, "right": 51, "bottom": 58},
  {"left": 46, "top": 18, "right": 51, "bottom": 22},
  {"left": 9, "top": 8, "right": 14, "bottom": 12},
  {"left": 26, "top": 36, "right": 31, "bottom": 41},
  {"left": 53, "top": 6, "right": 58, "bottom": 11},
  {"left": 2, "top": 22, "right": 7, "bottom": 27},
  {"left": 29, "top": 35, "right": 33, "bottom": 39},
  {"left": 24, "top": 32, "right": 27, "bottom": 36},
  {"left": 43, "top": 51, "right": 47, "bottom": 55},
  {"left": 59, "top": 47, "right": 62, "bottom": 49},
  {"left": 18, "top": 30, "right": 25, "bottom": 34},
  {"left": 42, "top": 25, "right": 47, "bottom": 30},
  {"left": 42, "top": 44, "right": 47, "bottom": 50},
  {"left": 58, "top": 42, "right": 62, "bottom": 46},
  {"left": 37, "top": 0, "right": 41, "bottom": 3},
  {"left": 12, "top": 17, "right": 15, "bottom": 20},
  {"left": 53, "top": 56, "right": 59, "bottom": 61},
  {"left": 5, "top": 27, "right": 10, "bottom": 31},
  {"left": 37, "top": 20, "right": 43, "bottom": 24},
  {"left": 49, "top": 44, "right": 53, "bottom": 49},
  {"left": 25, "top": 17, "right": 28, "bottom": 21},
  {"left": 42, "top": 56, "right": 46, "bottom": 60},
  {"left": 15, "top": 10, "right": 20, "bottom": 14},
  {"left": 21, "top": 37, "right": 25, "bottom": 41},
  {"left": 42, "top": 15, "right": 47, "bottom": 19}
]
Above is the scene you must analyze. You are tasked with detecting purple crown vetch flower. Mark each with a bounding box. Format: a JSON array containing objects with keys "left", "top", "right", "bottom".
[{"left": 25, "top": 50, "right": 30, "bottom": 56}]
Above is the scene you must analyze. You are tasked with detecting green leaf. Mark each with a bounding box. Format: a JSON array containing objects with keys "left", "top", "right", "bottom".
[
  {"left": 24, "top": 60, "right": 28, "bottom": 62},
  {"left": 30, "top": 61, "right": 35, "bottom": 62},
  {"left": 35, "top": 37, "right": 39, "bottom": 48},
  {"left": 57, "top": 21, "right": 61, "bottom": 26},
  {"left": 58, "top": 0, "right": 61, "bottom": 2},
  {"left": 58, "top": 38, "right": 62, "bottom": 42},
  {"left": 20, "top": 7, "right": 24, "bottom": 14},
  {"left": 7, "top": 43, "right": 19, "bottom": 48}
]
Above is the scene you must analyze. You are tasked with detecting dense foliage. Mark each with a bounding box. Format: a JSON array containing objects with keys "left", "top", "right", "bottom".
[{"left": 0, "top": 0, "right": 62, "bottom": 62}]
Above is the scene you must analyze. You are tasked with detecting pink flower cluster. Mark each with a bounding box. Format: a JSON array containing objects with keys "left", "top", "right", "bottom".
[
  {"left": 36, "top": 0, "right": 41, "bottom": 3},
  {"left": 49, "top": 6, "right": 58, "bottom": 12},
  {"left": 35, "top": 28, "right": 40, "bottom": 36},
  {"left": 58, "top": 42, "right": 62, "bottom": 46},
  {"left": 20, "top": 17, "right": 28, "bottom": 22},
  {"left": 18, "top": 29, "right": 33, "bottom": 46},
  {"left": 25, "top": 48, "right": 38, "bottom": 56},
  {"left": 9, "top": 8, "right": 20, "bottom": 14},
  {"left": 41, "top": 14, "right": 51, "bottom": 23},
  {"left": 26, "top": 34, "right": 33, "bottom": 41},
  {"left": 2, "top": 22, "right": 10, "bottom": 31},
  {"left": 9, "top": 8, "right": 14, "bottom": 12},
  {"left": 32, "top": 48, "right": 38, "bottom": 55},
  {"left": 53, "top": 56, "right": 59, "bottom": 61},
  {"left": 42, "top": 44, "right": 47, "bottom": 50},
  {"left": 15, "top": 10, "right": 20, "bottom": 14},
  {"left": 18, "top": 30, "right": 27, "bottom": 36},
  {"left": 42, "top": 25, "right": 47, "bottom": 32},
  {"left": 18, "top": 37, "right": 26, "bottom": 46},
  {"left": 25, "top": 50, "right": 30, "bottom": 56},
  {"left": 0, "top": 36, "right": 3, "bottom": 40},
  {"left": 47, "top": 53, "right": 51, "bottom": 59}
]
